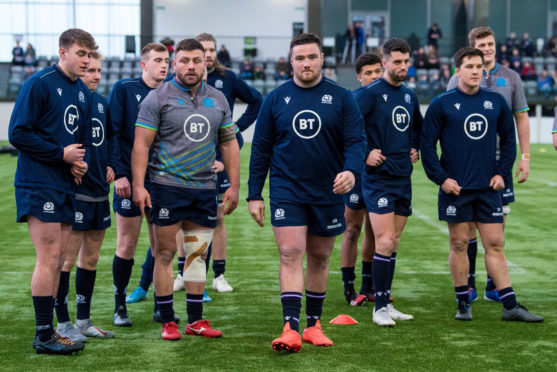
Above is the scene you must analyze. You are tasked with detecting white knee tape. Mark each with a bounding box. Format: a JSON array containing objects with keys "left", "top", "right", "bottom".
[{"left": 182, "top": 229, "right": 214, "bottom": 282}]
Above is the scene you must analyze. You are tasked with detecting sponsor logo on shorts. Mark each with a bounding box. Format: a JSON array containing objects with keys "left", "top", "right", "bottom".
[
  {"left": 377, "top": 197, "right": 388, "bottom": 208},
  {"left": 327, "top": 218, "right": 342, "bottom": 230},
  {"left": 207, "top": 216, "right": 217, "bottom": 220},
  {"left": 446, "top": 205, "right": 456, "bottom": 216},
  {"left": 121, "top": 199, "right": 132, "bottom": 209},
  {"left": 76, "top": 294, "right": 86, "bottom": 304},
  {"left": 321, "top": 94, "right": 333, "bottom": 104},
  {"left": 159, "top": 208, "right": 169, "bottom": 219},
  {"left": 75, "top": 212, "right": 83, "bottom": 223},
  {"left": 43, "top": 202, "right": 55, "bottom": 213},
  {"left": 349, "top": 193, "right": 359, "bottom": 203},
  {"left": 103, "top": 215, "right": 111, "bottom": 222},
  {"left": 502, "top": 188, "right": 513, "bottom": 197},
  {"left": 274, "top": 208, "right": 285, "bottom": 220},
  {"left": 492, "top": 207, "right": 503, "bottom": 217}
]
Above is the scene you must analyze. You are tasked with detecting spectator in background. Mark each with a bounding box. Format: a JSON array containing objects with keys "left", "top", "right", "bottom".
[
  {"left": 239, "top": 57, "right": 254, "bottom": 80},
  {"left": 537, "top": 69, "right": 552, "bottom": 98},
  {"left": 510, "top": 48, "right": 521, "bottom": 66},
  {"left": 407, "top": 59, "right": 417, "bottom": 79},
  {"left": 274, "top": 57, "right": 290, "bottom": 80},
  {"left": 511, "top": 59, "right": 522, "bottom": 74},
  {"left": 406, "top": 75, "right": 417, "bottom": 89},
  {"left": 543, "top": 36, "right": 557, "bottom": 57},
  {"left": 520, "top": 32, "right": 535, "bottom": 57},
  {"left": 413, "top": 46, "right": 427, "bottom": 69},
  {"left": 24, "top": 43, "right": 36, "bottom": 66},
  {"left": 253, "top": 65, "right": 265, "bottom": 81},
  {"left": 407, "top": 32, "right": 420, "bottom": 54},
  {"left": 324, "top": 67, "right": 337, "bottom": 81},
  {"left": 355, "top": 21, "right": 366, "bottom": 58},
  {"left": 521, "top": 60, "right": 537, "bottom": 81},
  {"left": 439, "top": 64, "right": 452, "bottom": 88},
  {"left": 342, "top": 23, "right": 356, "bottom": 64},
  {"left": 498, "top": 44, "right": 511, "bottom": 63},
  {"left": 506, "top": 32, "right": 520, "bottom": 50},
  {"left": 217, "top": 45, "right": 231, "bottom": 67},
  {"left": 427, "top": 23, "right": 442, "bottom": 50},
  {"left": 12, "top": 40, "right": 24, "bottom": 65},
  {"left": 426, "top": 46, "right": 440, "bottom": 69}
]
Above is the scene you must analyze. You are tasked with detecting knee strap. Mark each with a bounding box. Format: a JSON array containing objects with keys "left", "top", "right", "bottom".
[{"left": 182, "top": 230, "right": 214, "bottom": 282}]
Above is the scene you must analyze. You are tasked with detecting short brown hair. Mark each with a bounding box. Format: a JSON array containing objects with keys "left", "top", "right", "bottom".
[
  {"left": 90, "top": 50, "right": 103, "bottom": 61},
  {"left": 290, "top": 33, "right": 322, "bottom": 53},
  {"left": 383, "top": 38, "right": 410, "bottom": 57},
  {"left": 454, "top": 47, "right": 484, "bottom": 68},
  {"left": 468, "top": 27, "right": 495, "bottom": 47},
  {"left": 141, "top": 43, "right": 168, "bottom": 58},
  {"left": 59, "top": 28, "right": 97, "bottom": 50},
  {"left": 195, "top": 33, "right": 226, "bottom": 76},
  {"left": 175, "top": 38, "right": 205, "bottom": 54}
]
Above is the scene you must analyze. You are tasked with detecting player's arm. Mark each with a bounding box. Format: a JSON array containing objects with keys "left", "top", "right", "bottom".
[
  {"left": 410, "top": 97, "right": 424, "bottom": 163},
  {"left": 247, "top": 95, "right": 275, "bottom": 226},
  {"left": 512, "top": 76, "right": 530, "bottom": 182},
  {"left": 218, "top": 124, "right": 240, "bottom": 215},
  {"left": 353, "top": 87, "right": 384, "bottom": 166},
  {"left": 495, "top": 99, "right": 517, "bottom": 190},
  {"left": 9, "top": 79, "right": 84, "bottom": 164},
  {"left": 233, "top": 79, "right": 263, "bottom": 132},
  {"left": 105, "top": 106, "right": 118, "bottom": 184},
  {"left": 335, "top": 92, "right": 366, "bottom": 194},
  {"left": 131, "top": 91, "right": 160, "bottom": 214},
  {"left": 420, "top": 98, "right": 456, "bottom": 193},
  {"left": 108, "top": 83, "right": 128, "bottom": 180},
  {"left": 552, "top": 107, "right": 557, "bottom": 151}
]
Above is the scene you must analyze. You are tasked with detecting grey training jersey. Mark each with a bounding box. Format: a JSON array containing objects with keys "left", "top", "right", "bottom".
[
  {"left": 553, "top": 107, "right": 557, "bottom": 134},
  {"left": 447, "top": 63, "right": 528, "bottom": 113},
  {"left": 136, "top": 79, "right": 236, "bottom": 189}
]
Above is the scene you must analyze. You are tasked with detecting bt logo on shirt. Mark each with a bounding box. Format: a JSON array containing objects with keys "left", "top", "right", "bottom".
[
  {"left": 292, "top": 110, "right": 321, "bottom": 139},
  {"left": 464, "top": 113, "right": 488, "bottom": 140},
  {"left": 92, "top": 118, "right": 105, "bottom": 147},
  {"left": 391, "top": 106, "right": 410, "bottom": 132},
  {"left": 184, "top": 114, "right": 211, "bottom": 142}
]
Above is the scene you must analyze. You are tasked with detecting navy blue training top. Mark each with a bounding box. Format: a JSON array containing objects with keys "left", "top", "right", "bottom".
[
  {"left": 420, "top": 87, "right": 516, "bottom": 190},
  {"left": 108, "top": 77, "right": 153, "bottom": 180},
  {"left": 76, "top": 91, "right": 118, "bottom": 197},
  {"left": 248, "top": 78, "right": 366, "bottom": 204},
  {"left": 9, "top": 64, "right": 92, "bottom": 195},
  {"left": 354, "top": 77, "right": 423, "bottom": 178}
]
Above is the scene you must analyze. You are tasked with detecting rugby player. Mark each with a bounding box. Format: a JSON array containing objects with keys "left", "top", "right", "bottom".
[
  {"left": 421, "top": 47, "right": 543, "bottom": 322},
  {"left": 132, "top": 38, "right": 240, "bottom": 340},
  {"left": 248, "top": 33, "right": 366, "bottom": 352},
  {"left": 9, "top": 28, "right": 97, "bottom": 354},
  {"left": 109, "top": 43, "right": 169, "bottom": 326},
  {"left": 354, "top": 38, "right": 421, "bottom": 327},
  {"left": 447, "top": 27, "right": 530, "bottom": 302},
  {"left": 54, "top": 51, "right": 116, "bottom": 341},
  {"left": 341, "top": 52, "right": 382, "bottom": 306}
]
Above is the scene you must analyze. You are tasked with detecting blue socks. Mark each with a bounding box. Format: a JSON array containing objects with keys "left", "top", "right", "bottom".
[
  {"left": 75, "top": 267, "right": 96, "bottom": 321},
  {"left": 186, "top": 293, "right": 203, "bottom": 324},
  {"left": 305, "top": 291, "right": 325, "bottom": 328},
  {"left": 372, "top": 253, "right": 391, "bottom": 309},
  {"left": 281, "top": 292, "right": 302, "bottom": 331},
  {"left": 54, "top": 270, "right": 70, "bottom": 323},
  {"left": 139, "top": 247, "right": 154, "bottom": 291},
  {"left": 113, "top": 255, "right": 133, "bottom": 313},
  {"left": 33, "top": 296, "right": 54, "bottom": 341}
]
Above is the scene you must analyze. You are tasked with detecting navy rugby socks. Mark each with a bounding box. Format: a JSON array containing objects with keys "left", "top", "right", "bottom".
[
  {"left": 54, "top": 271, "right": 71, "bottom": 323},
  {"left": 76, "top": 267, "right": 96, "bottom": 320},
  {"left": 113, "top": 255, "right": 133, "bottom": 313},
  {"left": 305, "top": 291, "right": 325, "bottom": 328},
  {"left": 281, "top": 292, "right": 302, "bottom": 331}
]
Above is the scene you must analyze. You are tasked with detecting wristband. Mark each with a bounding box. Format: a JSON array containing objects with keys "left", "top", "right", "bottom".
[{"left": 521, "top": 153, "right": 530, "bottom": 161}]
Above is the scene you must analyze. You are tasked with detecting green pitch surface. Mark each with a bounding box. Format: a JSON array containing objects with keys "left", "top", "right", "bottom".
[{"left": 0, "top": 144, "right": 556, "bottom": 371}]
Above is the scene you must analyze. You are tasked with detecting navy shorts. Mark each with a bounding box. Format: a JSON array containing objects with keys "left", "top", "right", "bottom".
[
  {"left": 16, "top": 187, "right": 75, "bottom": 224},
  {"left": 438, "top": 189, "right": 504, "bottom": 223},
  {"left": 73, "top": 199, "right": 111, "bottom": 231},
  {"left": 342, "top": 175, "right": 366, "bottom": 210},
  {"left": 150, "top": 183, "right": 217, "bottom": 228},
  {"left": 362, "top": 174, "right": 412, "bottom": 216},
  {"left": 113, "top": 178, "right": 151, "bottom": 217},
  {"left": 270, "top": 199, "right": 346, "bottom": 237},
  {"left": 216, "top": 170, "right": 231, "bottom": 203},
  {"left": 499, "top": 173, "right": 515, "bottom": 206}
]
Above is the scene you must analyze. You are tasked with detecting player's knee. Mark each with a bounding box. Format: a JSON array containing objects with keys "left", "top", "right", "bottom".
[
  {"left": 375, "top": 234, "right": 396, "bottom": 253},
  {"left": 484, "top": 238, "right": 505, "bottom": 254},
  {"left": 156, "top": 245, "right": 176, "bottom": 265},
  {"left": 450, "top": 236, "right": 468, "bottom": 253},
  {"left": 182, "top": 230, "right": 213, "bottom": 282},
  {"left": 279, "top": 244, "right": 305, "bottom": 264},
  {"left": 344, "top": 223, "right": 362, "bottom": 244}
]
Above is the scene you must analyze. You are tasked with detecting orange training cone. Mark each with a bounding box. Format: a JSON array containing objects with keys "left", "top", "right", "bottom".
[{"left": 329, "top": 314, "right": 358, "bottom": 324}]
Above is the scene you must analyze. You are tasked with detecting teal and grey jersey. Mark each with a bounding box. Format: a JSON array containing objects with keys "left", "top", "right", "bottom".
[
  {"left": 136, "top": 79, "right": 237, "bottom": 189},
  {"left": 447, "top": 63, "right": 528, "bottom": 113}
]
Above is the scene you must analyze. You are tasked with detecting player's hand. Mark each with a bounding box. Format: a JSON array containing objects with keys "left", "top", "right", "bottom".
[
  {"left": 441, "top": 178, "right": 461, "bottom": 195},
  {"left": 106, "top": 166, "right": 115, "bottom": 184},
  {"left": 490, "top": 175, "right": 505, "bottom": 191},
  {"left": 133, "top": 185, "right": 151, "bottom": 216},
  {"left": 222, "top": 186, "right": 239, "bottom": 215},
  {"left": 71, "top": 161, "right": 88, "bottom": 178},
  {"left": 248, "top": 200, "right": 265, "bottom": 227},
  {"left": 74, "top": 177, "right": 82, "bottom": 186},
  {"left": 410, "top": 148, "right": 419, "bottom": 163},
  {"left": 63, "top": 144, "right": 85, "bottom": 164},
  {"left": 212, "top": 160, "right": 225, "bottom": 173},
  {"left": 333, "top": 171, "right": 355, "bottom": 194},
  {"left": 115, "top": 177, "right": 131, "bottom": 198},
  {"left": 515, "top": 159, "right": 529, "bottom": 183},
  {"left": 365, "top": 149, "right": 386, "bottom": 167}
]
